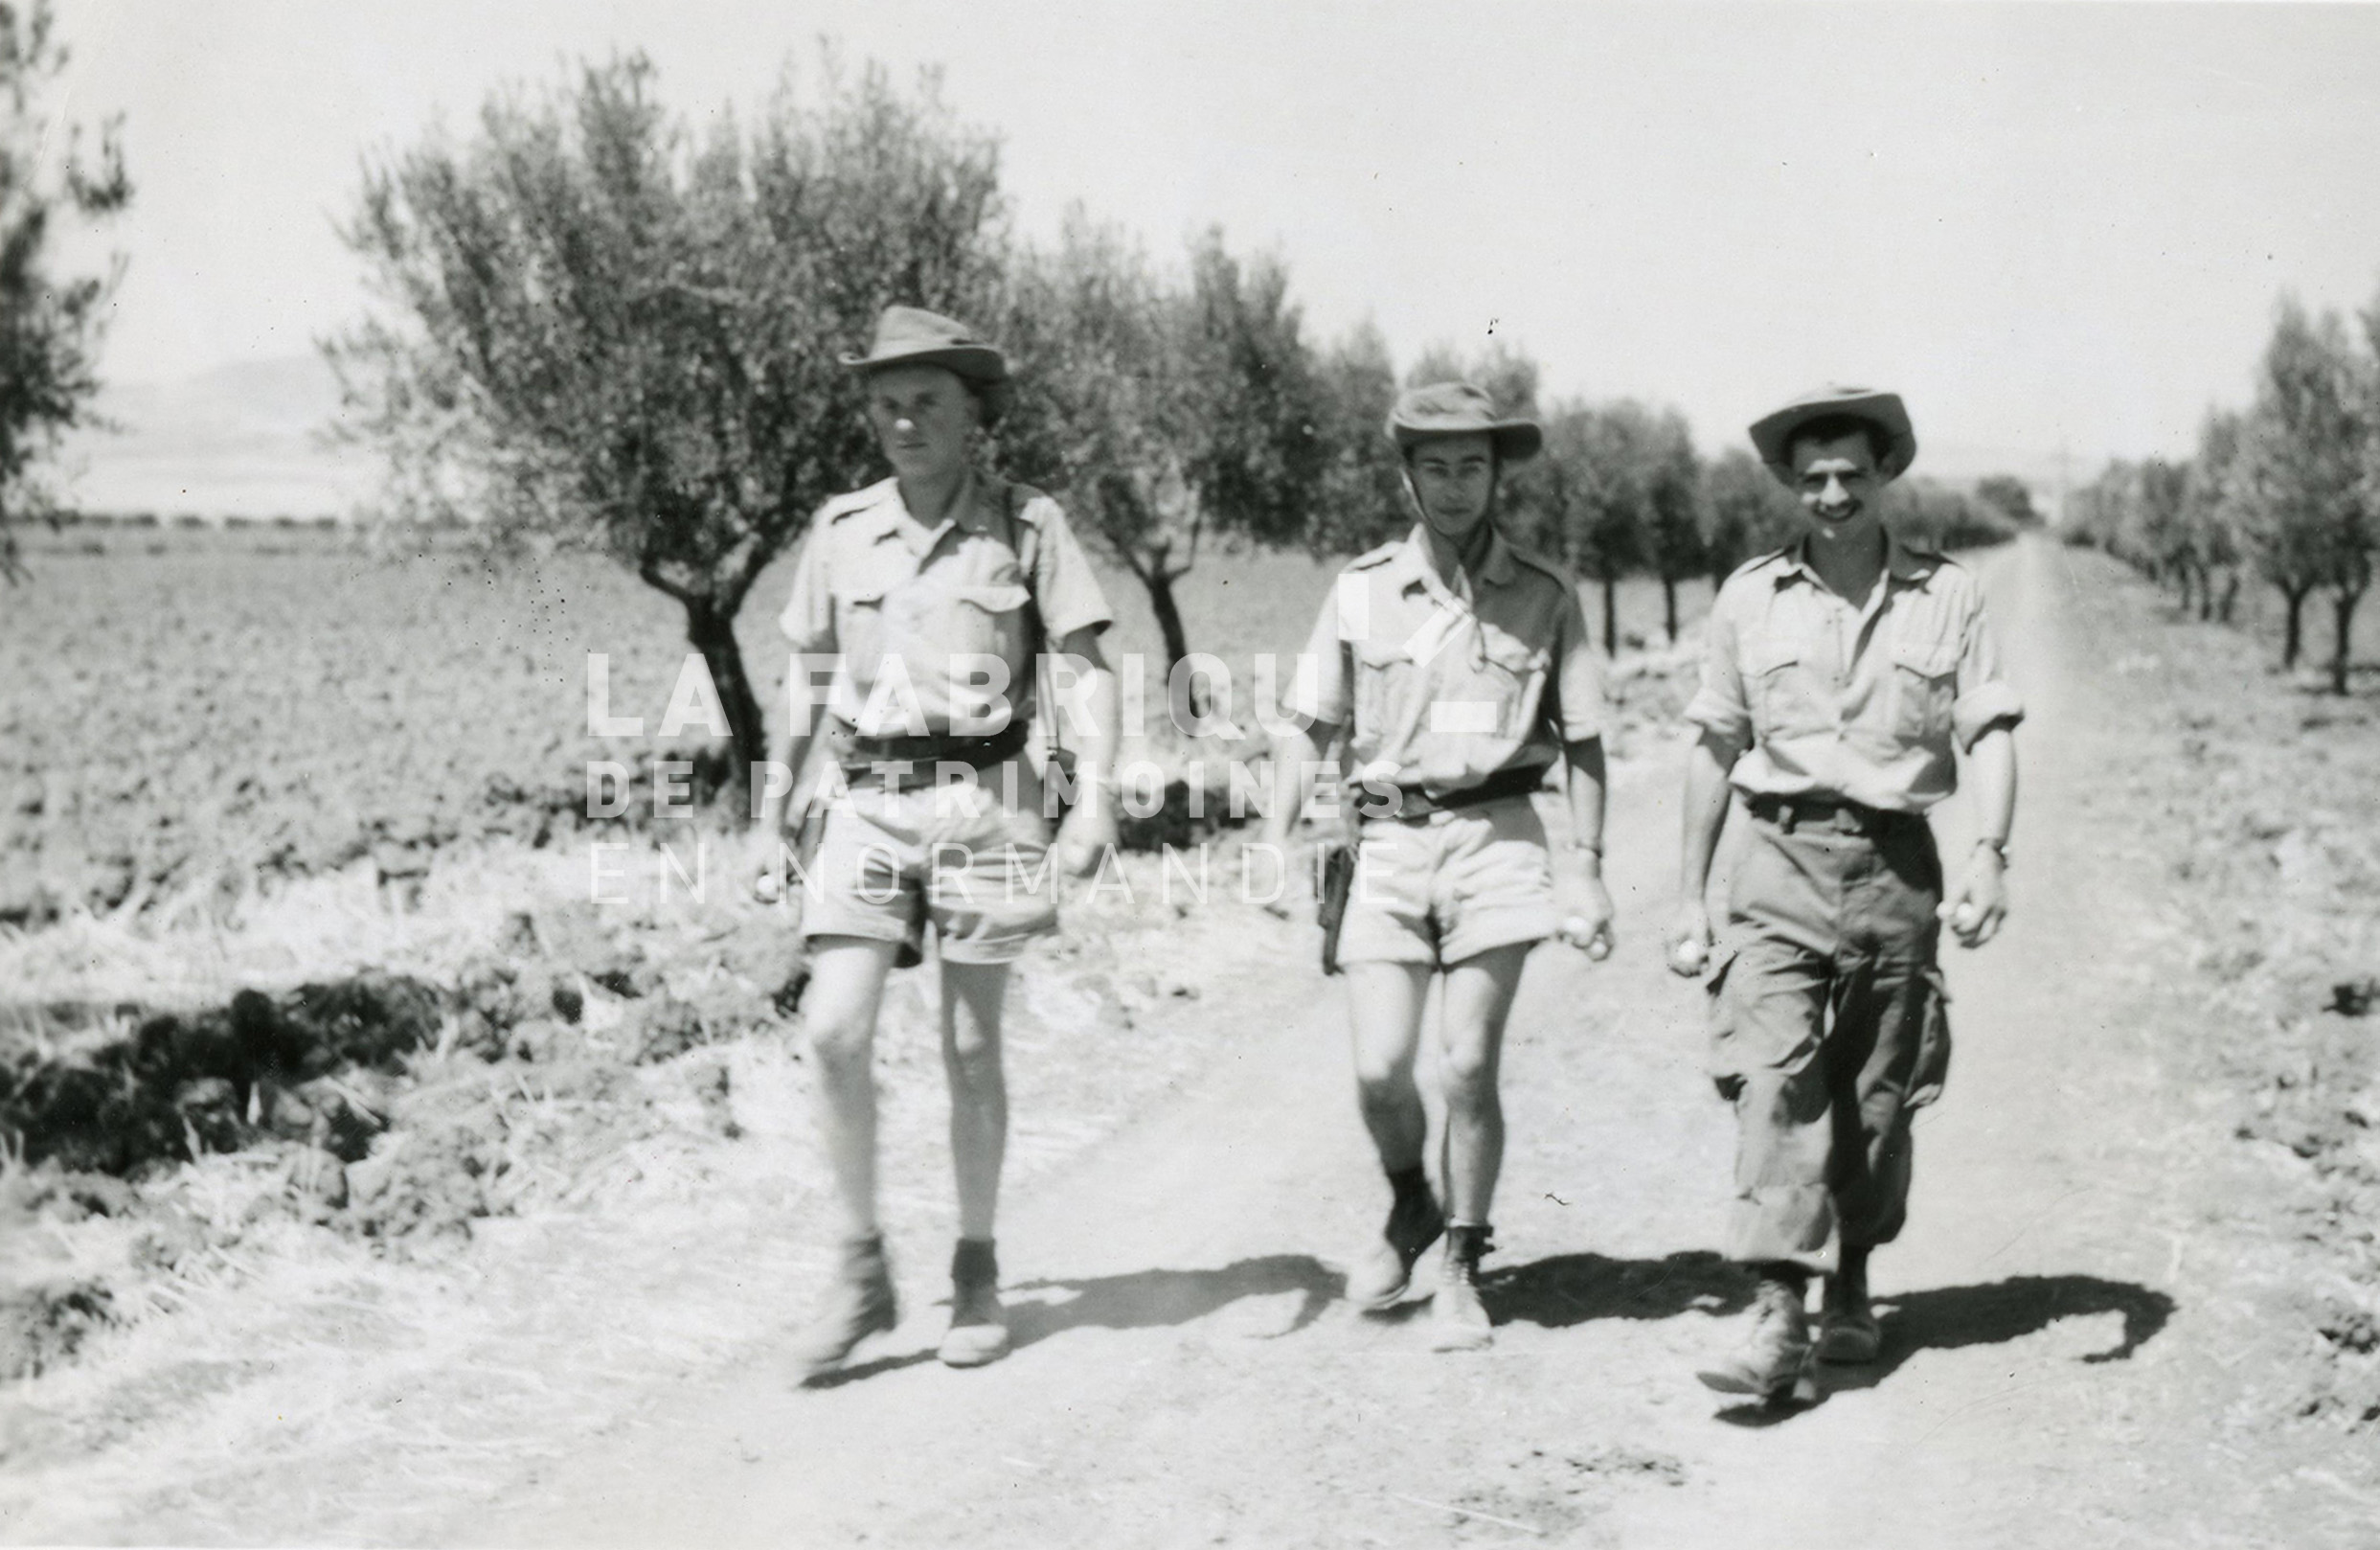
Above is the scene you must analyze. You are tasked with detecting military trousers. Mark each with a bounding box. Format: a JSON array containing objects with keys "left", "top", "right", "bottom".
[{"left": 1706, "top": 798, "right": 1953, "bottom": 1273}]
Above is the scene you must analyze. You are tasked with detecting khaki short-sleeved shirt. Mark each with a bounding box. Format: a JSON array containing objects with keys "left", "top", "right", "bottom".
[
  {"left": 778, "top": 471, "right": 1113, "bottom": 736},
  {"left": 1685, "top": 535, "right": 2024, "bottom": 813},
  {"left": 1290, "top": 525, "right": 1604, "bottom": 793}
]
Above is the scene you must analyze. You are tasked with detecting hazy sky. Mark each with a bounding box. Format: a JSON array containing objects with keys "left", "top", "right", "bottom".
[{"left": 47, "top": 1, "right": 2380, "bottom": 470}]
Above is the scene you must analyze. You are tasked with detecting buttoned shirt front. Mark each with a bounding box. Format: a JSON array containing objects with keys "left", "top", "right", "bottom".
[
  {"left": 778, "top": 470, "right": 1113, "bottom": 737},
  {"left": 1685, "top": 535, "right": 2024, "bottom": 812},
  {"left": 1291, "top": 525, "right": 1605, "bottom": 794}
]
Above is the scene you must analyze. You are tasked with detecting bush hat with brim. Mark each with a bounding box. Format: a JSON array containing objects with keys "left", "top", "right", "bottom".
[
  {"left": 1749, "top": 385, "right": 1916, "bottom": 485},
  {"left": 1388, "top": 381, "right": 1543, "bottom": 463},
  {"left": 840, "top": 305, "right": 1009, "bottom": 385}
]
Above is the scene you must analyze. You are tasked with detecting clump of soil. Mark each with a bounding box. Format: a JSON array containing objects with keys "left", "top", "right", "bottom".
[{"left": 0, "top": 898, "right": 813, "bottom": 1384}]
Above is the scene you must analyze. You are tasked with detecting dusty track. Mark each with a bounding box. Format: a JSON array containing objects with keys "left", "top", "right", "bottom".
[{"left": 452, "top": 537, "right": 2379, "bottom": 1549}]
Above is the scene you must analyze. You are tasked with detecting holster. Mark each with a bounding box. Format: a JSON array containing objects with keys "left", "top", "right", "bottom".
[{"left": 1317, "top": 840, "right": 1357, "bottom": 977}]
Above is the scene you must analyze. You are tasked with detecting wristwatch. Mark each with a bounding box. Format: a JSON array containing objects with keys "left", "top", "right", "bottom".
[{"left": 1975, "top": 836, "right": 2010, "bottom": 866}]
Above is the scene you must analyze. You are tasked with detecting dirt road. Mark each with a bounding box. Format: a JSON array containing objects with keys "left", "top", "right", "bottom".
[{"left": 435, "top": 536, "right": 2376, "bottom": 1549}]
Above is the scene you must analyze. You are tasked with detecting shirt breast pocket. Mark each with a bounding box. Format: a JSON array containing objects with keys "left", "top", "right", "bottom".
[
  {"left": 1351, "top": 638, "right": 1410, "bottom": 739},
  {"left": 1473, "top": 630, "right": 1551, "bottom": 739},
  {"left": 911, "top": 558, "right": 1033, "bottom": 667},
  {"left": 1889, "top": 634, "right": 1960, "bottom": 744},
  {"left": 1744, "top": 638, "right": 1823, "bottom": 739}
]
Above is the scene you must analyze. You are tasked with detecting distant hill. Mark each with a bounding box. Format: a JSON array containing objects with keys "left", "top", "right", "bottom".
[
  {"left": 57, "top": 353, "right": 2085, "bottom": 527},
  {"left": 60, "top": 354, "right": 372, "bottom": 520}
]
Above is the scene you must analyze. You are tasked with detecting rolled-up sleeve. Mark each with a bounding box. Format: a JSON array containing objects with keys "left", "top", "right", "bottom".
[
  {"left": 1950, "top": 592, "right": 2024, "bottom": 750},
  {"left": 1548, "top": 581, "right": 1605, "bottom": 742},
  {"left": 777, "top": 524, "right": 836, "bottom": 653},
  {"left": 1683, "top": 587, "right": 1754, "bottom": 754},
  {"left": 1025, "top": 496, "right": 1115, "bottom": 642},
  {"left": 1284, "top": 590, "right": 1349, "bottom": 728}
]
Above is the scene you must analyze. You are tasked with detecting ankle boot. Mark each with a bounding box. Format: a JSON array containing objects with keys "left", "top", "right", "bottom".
[
  {"left": 938, "top": 1237, "right": 1011, "bottom": 1369},
  {"left": 1697, "top": 1273, "right": 1815, "bottom": 1403},
  {"left": 1428, "top": 1224, "right": 1496, "bottom": 1352},
  {"left": 1347, "top": 1180, "right": 1447, "bottom": 1311},
  {"left": 790, "top": 1232, "right": 898, "bottom": 1382}
]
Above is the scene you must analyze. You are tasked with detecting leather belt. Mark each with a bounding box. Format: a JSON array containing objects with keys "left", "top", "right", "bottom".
[
  {"left": 1745, "top": 792, "right": 1922, "bottom": 835},
  {"left": 1360, "top": 761, "right": 1553, "bottom": 822},
  {"left": 841, "top": 719, "right": 1031, "bottom": 783}
]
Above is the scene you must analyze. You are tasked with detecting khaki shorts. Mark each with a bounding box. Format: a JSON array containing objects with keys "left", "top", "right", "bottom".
[
  {"left": 1336, "top": 794, "right": 1558, "bottom": 969},
  {"left": 800, "top": 764, "right": 1057, "bottom": 965}
]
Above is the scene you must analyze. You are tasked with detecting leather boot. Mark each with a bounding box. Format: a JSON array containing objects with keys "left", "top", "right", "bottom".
[
  {"left": 1697, "top": 1273, "right": 1816, "bottom": 1403},
  {"left": 1818, "top": 1255, "right": 1881, "bottom": 1364},
  {"left": 938, "top": 1237, "right": 1011, "bottom": 1369},
  {"left": 790, "top": 1232, "right": 898, "bottom": 1383},
  {"left": 1428, "top": 1224, "right": 1496, "bottom": 1352},
  {"left": 1346, "top": 1182, "right": 1447, "bottom": 1311}
]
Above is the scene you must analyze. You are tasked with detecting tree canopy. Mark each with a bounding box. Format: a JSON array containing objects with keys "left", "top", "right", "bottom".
[
  {"left": 0, "top": 0, "right": 131, "bottom": 581},
  {"left": 328, "top": 53, "right": 1009, "bottom": 790}
]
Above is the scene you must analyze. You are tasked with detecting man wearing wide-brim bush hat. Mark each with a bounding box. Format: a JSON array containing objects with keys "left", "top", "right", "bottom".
[
  {"left": 1260, "top": 378, "right": 1615, "bottom": 1354},
  {"left": 836, "top": 304, "right": 1012, "bottom": 424},
  {"left": 1747, "top": 384, "right": 1918, "bottom": 485},
  {"left": 754, "top": 301, "right": 1119, "bottom": 1383},
  {"left": 1671, "top": 382, "right": 2023, "bottom": 1405}
]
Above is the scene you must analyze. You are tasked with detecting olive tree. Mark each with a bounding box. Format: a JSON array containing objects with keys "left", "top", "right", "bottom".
[
  {"left": 1001, "top": 217, "right": 1326, "bottom": 697},
  {"left": 327, "top": 53, "right": 1008, "bottom": 795},
  {"left": 0, "top": 0, "right": 130, "bottom": 581}
]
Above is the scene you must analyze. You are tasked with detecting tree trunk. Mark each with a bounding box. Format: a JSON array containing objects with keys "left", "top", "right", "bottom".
[
  {"left": 2281, "top": 583, "right": 2310, "bottom": 670},
  {"left": 2219, "top": 572, "right": 2239, "bottom": 625},
  {"left": 2331, "top": 585, "right": 2364, "bottom": 696},
  {"left": 1662, "top": 576, "right": 1679, "bottom": 644},
  {"left": 1601, "top": 573, "right": 1619, "bottom": 658},
  {"left": 1144, "top": 566, "right": 1205, "bottom": 719},
  {"left": 686, "top": 598, "right": 768, "bottom": 815}
]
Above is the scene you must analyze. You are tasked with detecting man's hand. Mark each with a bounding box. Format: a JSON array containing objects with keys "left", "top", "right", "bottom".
[
  {"left": 1555, "top": 870, "right": 1617, "bottom": 961},
  {"left": 1940, "top": 847, "right": 2008, "bottom": 948},
  {"left": 1054, "top": 786, "right": 1118, "bottom": 879},
  {"left": 746, "top": 826, "right": 793, "bottom": 905},
  {"left": 1666, "top": 899, "right": 1714, "bottom": 978}
]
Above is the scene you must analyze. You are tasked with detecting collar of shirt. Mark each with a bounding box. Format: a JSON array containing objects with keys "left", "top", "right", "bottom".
[
  {"left": 846, "top": 467, "right": 995, "bottom": 563},
  {"left": 1387, "top": 522, "right": 1523, "bottom": 609},
  {"left": 1771, "top": 530, "right": 1938, "bottom": 593}
]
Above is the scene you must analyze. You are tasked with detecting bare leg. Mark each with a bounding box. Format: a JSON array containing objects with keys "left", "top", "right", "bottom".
[
  {"left": 940, "top": 959, "right": 1010, "bottom": 1241},
  {"left": 803, "top": 935, "right": 903, "bottom": 1239},
  {"left": 1344, "top": 962, "right": 1432, "bottom": 1172},
  {"left": 1438, "top": 943, "right": 1530, "bottom": 1224}
]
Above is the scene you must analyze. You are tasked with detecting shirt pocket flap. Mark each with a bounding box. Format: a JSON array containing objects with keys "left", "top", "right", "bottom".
[
  {"left": 1352, "top": 639, "right": 1407, "bottom": 669},
  {"left": 950, "top": 582, "right": 1031, "bottom": 615},
  {"left": 1891, "top": 635, "right": 1961, "bottom": 678},
  {"left": 1481, "top": 632, "right": 1550, "bottom": 674},
  {"left": 1744, "top": 638, "right": 1801, "bottom": 676}
]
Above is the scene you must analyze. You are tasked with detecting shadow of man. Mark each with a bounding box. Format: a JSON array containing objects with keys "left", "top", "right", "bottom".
[
  {"left": 1483, "top": 1254, "right": 2173, "bottom": 1425},
  {"left": 1486, "top": 1249, "right": 1757, "bottom": 1328},
  {"left": 1832, "top": 1272, "right": 2176, "bottom": 1389},
  {"left": 1004, "top": 1253, "right": 1346, "bottom": 1352}
]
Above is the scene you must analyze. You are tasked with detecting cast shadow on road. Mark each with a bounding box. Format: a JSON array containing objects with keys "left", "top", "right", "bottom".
[
  {"left": 1725, "top": 1272, "right": 2176, "bottom": 1428},
  {"left": 1004, "top": 1253, "right": 1346, "bottom": 1352},
  {"left": 1485, "top": 1249, "right": 1756, "bottom": 1327}
]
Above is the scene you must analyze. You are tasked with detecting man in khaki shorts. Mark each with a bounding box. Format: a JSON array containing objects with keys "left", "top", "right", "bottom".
[
  {"left": 1670, "top": 386, "right": 2022, "bottom": 1403},
  {"left": 753, "top": 306, "right": 1119, "bottom": 1380},
  {"left": 1262, "top": 382, "right": 1616, "bottom": 1351}
]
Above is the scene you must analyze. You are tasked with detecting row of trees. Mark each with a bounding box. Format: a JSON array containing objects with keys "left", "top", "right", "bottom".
[
  {"left": 329, "top": 53, "right": 2034, "bottom": 790},
  {"left": 2067, "top": 296, "right": 2380, "bottom": 694}
]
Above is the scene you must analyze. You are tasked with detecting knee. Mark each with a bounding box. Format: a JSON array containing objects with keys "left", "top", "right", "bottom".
[
  {"left": 941, "top": 1023, "right": 1004, "bottom": 1097},
  {"left": 1440, "top": 1045, "right": 1499, "bottom": 1107},
  {"left": 805, "top": 1009, "right": 875, "bottom": 1076}
]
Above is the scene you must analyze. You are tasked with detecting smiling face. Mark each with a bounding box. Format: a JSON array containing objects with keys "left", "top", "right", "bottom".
[
  {"left": 864, "top": 363, "right": 980, "bottom": 485},
  {"left": 1788, "top": 429, "right": 1887, "bottom": 543},
  {"left": 1405, "top": 432, "right": 1498, "bottom": 541}
]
